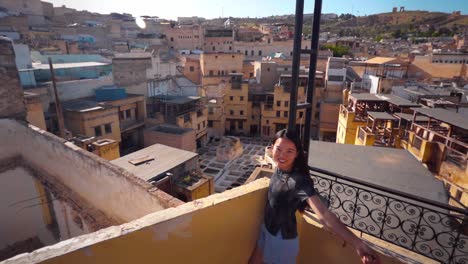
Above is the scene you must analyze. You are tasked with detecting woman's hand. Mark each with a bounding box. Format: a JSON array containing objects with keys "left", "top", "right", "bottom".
[{"left": 355, "top": 241, "right": 381, "bottom": 264}]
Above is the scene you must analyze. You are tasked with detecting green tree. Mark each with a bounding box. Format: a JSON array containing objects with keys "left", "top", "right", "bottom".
[{"left": 322, "top": 44, "right": 351, "bottom": 57}]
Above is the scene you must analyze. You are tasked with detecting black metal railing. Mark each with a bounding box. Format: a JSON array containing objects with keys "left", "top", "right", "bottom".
[{"left": 308, "top": 166, "right": 467, "bottom": 264}]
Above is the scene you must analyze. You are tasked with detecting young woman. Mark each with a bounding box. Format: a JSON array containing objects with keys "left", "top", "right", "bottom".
[{"left": 250, "top": 129, "right": 380, "bottom": 264}]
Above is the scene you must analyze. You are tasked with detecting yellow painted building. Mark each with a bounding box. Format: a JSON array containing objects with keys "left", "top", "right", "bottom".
[
  {"left": 24, "top": 92, "right": 47, "bottom": 130},
  {"left": 224, "top": 75, "right": 253, "bottom": 136}
]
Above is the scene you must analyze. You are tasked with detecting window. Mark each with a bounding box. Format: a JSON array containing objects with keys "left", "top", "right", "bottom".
[
  {"left": 229, "top": 46, "right": 232, "bottom": 50},
  {"left": 245, "top": 50, "right": 248, "bottom": 55},
  {"left": 126, "top": 109, "right": 131, "bottom": 119},
  {"left": 284, "top": 111, "right": 288, "bottom": 118},
  {"left": 276, "top": 101, "right": 281, "bottom": 107},
  {"left": 230, "top": 110, "right": 234, "bottom": 115},
  {"left": 94, "top": 126, "right": 102, "bottom": 137},
  {"left": 212, "top": 46, "right": 215, "bottom": 51},
  {"left": 455, "top": 189, "right": 462, "bottom": 201},
  {"left": 105, "top": 123, "right": 112, "bottom": 134},
  {"left": 189, "top": 66, "right": 194, "bottom": 72},
  {"left": 240, "top": 96, "right": 244, "bottom": 101},
  {"left": 285, "top": 101, "right": 289, "bottom": 107},
  {"left": 266, "top": 119, "right": 269, "bottom": 124},
  {"left": 119, "top": 111, "right": 124, "bottom": 120},
  {"left": 240, "top": 110, "right": 244, "bottom": 115},
  {"left": 299, "top": 111, "right": 303, "bottom": 118},
  {"left": 230, "top": 96, "right": 234, "bottom": 101},
  {"left": 276, "top": 111, "right": 280, "bottom": 117},
  {"left": 238, "top": 121, "right": 243, "bottom": 130},
  {"left": 203, "top": 121, "right": 206, "bottom": 128},
  {"left": 267, "top": 67, "right": 270, "bottom": 72},
  {"left": 208, "top": 120, "right": 213, "bottom": 127},
  {"left": 258, "top": 50, "right": 262, "bottom": 56},
  {"left": 251, "top": 50, "right": 254, "bottom": 56},
  {"left": 209, "top": 70, "right": 214, "bottom": 76},
  {"left": 198, "top": 124, "right": 200, "bottom": 130},
  {"left": 208, "top": 106, "right": 214, "bottom": 114},
  {"left": 170, "top": 37, "right": 174, "bottom": 41}
]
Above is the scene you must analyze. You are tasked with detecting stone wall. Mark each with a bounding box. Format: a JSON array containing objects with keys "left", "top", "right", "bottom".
[{"left": 0, "top": 37, "right": 26, "bottom": 120}]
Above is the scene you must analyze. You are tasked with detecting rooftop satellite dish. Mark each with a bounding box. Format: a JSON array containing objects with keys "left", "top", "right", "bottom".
[{"left": 136, "top": 17, "right": 146, "bottom": 29}]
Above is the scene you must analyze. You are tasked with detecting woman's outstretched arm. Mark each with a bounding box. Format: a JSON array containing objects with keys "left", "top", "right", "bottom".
[{"left": 307, "top": 196, "right": 381, "bottom": 264}]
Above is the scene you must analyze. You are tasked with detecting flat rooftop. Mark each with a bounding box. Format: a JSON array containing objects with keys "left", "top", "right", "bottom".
[
  {"left": 367, "top": 111, "right": 398, "bottom": 121},
  {"left": 111, "top": 144, "right": 198, "bottom": 182},
  {"left": 151, "top": 95, "right": 202, "bottom": 104},
  {"left": 349, "top": 93, "right": 385, "bottom": 101},
  {"left": 412, "top": 107, "right": 468, "bottom": 130},
  {"left": 308, "top": 141, "right": 448, "bottom": 203},
  {"left": 394, "top": 112, "right": 430, "bottom": 122},
  {"left": 149, "top": 125, "right": 193, "bottom": 135},
  {"left": 380, "top": 94, "right": 421, "bottom": 107},
  {"left": 33, "top": 62, "right": 110, "bottom": 70}
]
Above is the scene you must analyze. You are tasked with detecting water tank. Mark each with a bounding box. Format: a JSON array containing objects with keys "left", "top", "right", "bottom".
[{"left": 95, "top": 86, "right": 127, "bottom": 101}]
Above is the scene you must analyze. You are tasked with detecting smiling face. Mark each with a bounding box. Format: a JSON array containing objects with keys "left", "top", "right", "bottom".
[{"left": 272, "top": 137, "right": 298, "bottom": 172}]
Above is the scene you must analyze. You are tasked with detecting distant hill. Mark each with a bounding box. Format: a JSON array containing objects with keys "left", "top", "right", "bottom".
[{"left": 230, "top": 10, "right": 467, "bottom": 38}]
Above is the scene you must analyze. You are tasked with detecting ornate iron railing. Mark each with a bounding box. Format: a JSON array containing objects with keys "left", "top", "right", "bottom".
[{"left": 308, "top": 166, "right": 467, "bottom": 264}]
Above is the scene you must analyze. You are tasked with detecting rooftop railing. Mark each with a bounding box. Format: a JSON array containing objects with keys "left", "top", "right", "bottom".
[{"left": 308, "top": 166, "right": 468, "bottom": 264}]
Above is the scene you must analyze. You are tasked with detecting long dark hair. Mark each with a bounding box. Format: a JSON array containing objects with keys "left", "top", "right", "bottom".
[{"left": 273, "top": 129, "right": 309, "bottom": 176}]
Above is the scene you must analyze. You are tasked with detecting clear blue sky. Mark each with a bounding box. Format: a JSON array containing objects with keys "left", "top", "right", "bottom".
[{"left": 47, "top": 0, "right": 468, "bottom": 20}]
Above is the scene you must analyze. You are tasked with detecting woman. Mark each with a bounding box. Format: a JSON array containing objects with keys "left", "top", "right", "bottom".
[{"left": 250, "top": 129, "right": 380, "bottom": 264}]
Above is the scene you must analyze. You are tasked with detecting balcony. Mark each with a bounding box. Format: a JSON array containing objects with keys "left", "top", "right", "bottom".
[
  {"left": 10, "top": 166, "right": 468, "bottom": 264},
  {"left": 356, "top": 127, "right": 399, "bottom": 147}
]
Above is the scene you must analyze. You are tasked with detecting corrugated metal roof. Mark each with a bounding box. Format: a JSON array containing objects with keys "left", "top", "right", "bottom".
[
  {"left": 111, "top": 144, "right": 198, "bottom": 182},
  {"left": 412, "top": 108, "right": 468, "bottom": 130}
]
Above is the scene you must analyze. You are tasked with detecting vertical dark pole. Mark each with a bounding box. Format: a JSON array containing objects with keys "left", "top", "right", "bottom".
[
  {"left": 48, "top": 57, "right": 66, "bottom": 138},
  {"left": 288, "top": 0, "right": 305, "bottom": 132},
  {"left": 304, "top": 0, "right": 323, "bottom": 152}
]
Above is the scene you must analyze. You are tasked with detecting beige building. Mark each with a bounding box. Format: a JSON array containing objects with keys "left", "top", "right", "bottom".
[
  {"left": 113, "top": 53, "right": 152, "bottom": 97},
  {"left": 200, "top": 52, "right": 244, "bottom": 86},
  {"left": 63, "top": 90, "right": 146, "bottom": 155},
  {"left": 203, "top": 28, "right": 234, "bottom": 53},
  {"left": 144, "top": 124, "right": 196, "bottom": 152},
  {"left": 165, "top": 25, "right": 203, "bottom": 50},
  {"left": 147, "top": 95, "right": 208, "bottom": 148}
]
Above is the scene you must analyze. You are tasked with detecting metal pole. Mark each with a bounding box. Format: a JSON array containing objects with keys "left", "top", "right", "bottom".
[
  {"left": 48, "top": 57, "right": 66, "bottom": 138},
  {"left": 304, "top": 0, "right": 323, "bottom": 152},
  {"left": 287, "top": 0, "right": 305, "bottom": 132}
]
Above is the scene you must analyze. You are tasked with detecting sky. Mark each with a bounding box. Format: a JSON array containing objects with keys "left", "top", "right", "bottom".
[{"left": 47, "top": 0, "right": 468, "bottom": 20}]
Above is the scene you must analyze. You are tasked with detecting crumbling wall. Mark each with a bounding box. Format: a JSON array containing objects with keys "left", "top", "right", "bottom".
[{"left": 0, "top": 119, "right": 169, "bottom": 222}]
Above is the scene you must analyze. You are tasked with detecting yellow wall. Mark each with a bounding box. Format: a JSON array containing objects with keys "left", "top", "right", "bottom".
[
  {"left": 336, "top": 105, "right": 367, "bottom": 145},
  {"left": 225, "top": 83, "right": 252, "bottom": 135},
  {"left": 407, "top": 132, "right": 433, "bottom": 163},
  {"left": 15, "top": 179, "right": 406, "bottom": 264},
  {"left": 25, "top": 95, "right": 46, "bottom": 130},
  {"left": 64, "top": 108, "right": 121, "bottom": 143}
]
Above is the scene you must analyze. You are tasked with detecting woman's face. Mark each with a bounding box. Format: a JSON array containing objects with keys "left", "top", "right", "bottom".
[{"left": 272, "top": 137, "right": 298, "bottom": 172}]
